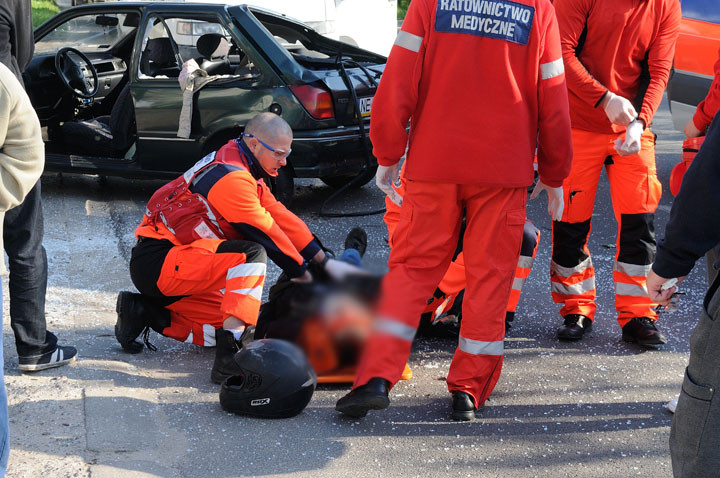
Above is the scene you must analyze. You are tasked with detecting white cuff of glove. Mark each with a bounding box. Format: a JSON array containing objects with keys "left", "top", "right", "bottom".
[
  {"left": 614, "top": 119, "right": 644, "bottom": 156},
  {"left": 603, "top": 92, "right": 637, "bottom": 127},
  {"left": 324, "top": 258, "right": 366, "bottom": 281}
]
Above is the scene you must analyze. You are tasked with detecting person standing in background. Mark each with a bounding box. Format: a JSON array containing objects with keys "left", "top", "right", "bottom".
[
  {"left": 548, "top": 0, "right": 681, "bottom": 346},
  {"left": 0, "top": 59, "right": 47, "bottom": 476},
  {"left": 0, "top": 0, "right": 77, "bottom": 371}
]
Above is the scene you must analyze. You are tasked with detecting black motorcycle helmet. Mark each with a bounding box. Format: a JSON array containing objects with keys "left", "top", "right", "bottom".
[{"left": 219, "top": 339, "right": 317, "bottom": 418}]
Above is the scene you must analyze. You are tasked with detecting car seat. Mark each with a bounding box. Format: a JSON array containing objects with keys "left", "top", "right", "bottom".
[
  {"left": 59, "top": 83, "right": 136, "bottom": 157},
  {"left": 196, "top": 33, "right": 232, "bottom": 76},
  {"left": 140, "top": 37, "right": 180, "bottom": 78}
]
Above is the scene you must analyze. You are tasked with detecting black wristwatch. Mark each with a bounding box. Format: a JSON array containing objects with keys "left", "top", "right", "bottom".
[{"left": 318, "top": 255, "right": 330, "bottom": 268}]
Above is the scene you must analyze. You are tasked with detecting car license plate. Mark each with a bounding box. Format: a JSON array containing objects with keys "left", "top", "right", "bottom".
[{"left": 359, "top": 97, "right": 372, "bottom": 117}]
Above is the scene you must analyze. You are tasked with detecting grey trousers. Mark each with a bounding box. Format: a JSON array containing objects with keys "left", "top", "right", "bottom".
[{"left": 670, "top": 274, "right": 720, "bottom": 477}]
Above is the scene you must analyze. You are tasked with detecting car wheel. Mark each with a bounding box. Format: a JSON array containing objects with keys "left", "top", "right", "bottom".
[
  {"left": 271, "top": 167, "right": 295, "bottom": 208},
  {"left": 320, "top": 164, "right": 377, "bottom": 189}
]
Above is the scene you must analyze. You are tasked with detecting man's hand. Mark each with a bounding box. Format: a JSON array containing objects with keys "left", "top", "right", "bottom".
[
  {"left": 646, "top": 268, "right": 685, "bottom": 305},
  {"left": 291, "top": 269, "right": 313, "bottom": 283},
  {"left": 684, "top": 119, "right": 703, "bottom": 139},
  {"left": 614, "top": 119, "right": 644, "bottom": 156},
  {"left": 530, "top": 180, "right": 564, "bottom": 221},
  {"left": 602, "top": 92, "right": 637, "bottom": 126},
  {"left": 375, "top": 163, "right": 403, "bottom": 206},
  {"left": 325, "top": 258, "right": 367, "bottom": 281}
]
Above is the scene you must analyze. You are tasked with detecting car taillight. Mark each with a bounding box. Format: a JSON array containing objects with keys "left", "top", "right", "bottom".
[{"left": 289, "top": 84, "right": 334, "bottom": 120}]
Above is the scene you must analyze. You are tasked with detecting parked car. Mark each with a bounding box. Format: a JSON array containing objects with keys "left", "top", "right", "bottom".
[
  {"left": 667, "top": 0, "right": 720, "bottom": 132},
  {"left": 27, "top": 2, "right": 386, "bottom": 205}
]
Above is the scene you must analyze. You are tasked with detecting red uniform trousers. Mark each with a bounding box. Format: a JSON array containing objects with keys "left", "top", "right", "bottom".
[
  {"left": 354, "top": 180, "right": 526, "bottom": 408},
  {"left": 155, "top": 239, "right": 266, "bottom": 346},
  {"left": 550, "top": 128, "right": 661, "bottom": 326},
  {"left": 385, "top": 172, "right": 540, "bottom": 319}
]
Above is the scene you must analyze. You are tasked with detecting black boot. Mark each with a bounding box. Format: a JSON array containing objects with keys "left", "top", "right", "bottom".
[
  {"left": 557, "top": 314, "right": 592, "bottom": 341},
  {"left": 451, "top": 391, "right": 476, "bottom": 421},
  {"left": 211, "top": 327, "right": 255, "bottom": 384},
  {"left": 115, "top": 291, "right": 170, "bottom": 354},
  {"left": 622, "top": 317, "right": 667, "bottom": 346},
  {"left": 344, "top": 227, "right": 367, "bottom": 257},
  {"left": 335, "top": 377, "right": 390, "bottom": 418}
]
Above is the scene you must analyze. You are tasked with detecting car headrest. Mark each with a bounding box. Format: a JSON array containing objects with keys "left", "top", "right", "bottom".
[
  {"left": 144, "top": 37, "right": 176, "bottom": 65},
  {"left": 197, "top": 33, "right": 230, "bottom": 60}
]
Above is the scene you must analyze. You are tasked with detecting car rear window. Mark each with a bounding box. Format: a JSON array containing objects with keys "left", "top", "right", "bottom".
[{"left": 682, "top": 0, "right": 720, "bottom": 24}]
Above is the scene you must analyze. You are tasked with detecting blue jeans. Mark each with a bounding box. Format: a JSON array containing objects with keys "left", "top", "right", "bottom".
[
  {"left": 0, "top": 292, "right": 10, "bottom": 475},
  {"left": 339, "top": 248, "right": 362, "bottom": 267}
]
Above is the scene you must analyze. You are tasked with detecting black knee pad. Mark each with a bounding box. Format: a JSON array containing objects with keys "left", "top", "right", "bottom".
[{"left": 217, "top": 240, "right": 267, "bottom": 264}]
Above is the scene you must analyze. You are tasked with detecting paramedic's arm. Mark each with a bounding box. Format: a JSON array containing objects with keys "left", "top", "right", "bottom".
[
  {"left": 369, "top": 0, "right": 430, "bottom": 166},
  {"left": 637, "top": 0, "right": 681, "bottom": 128},
  {"left": 554, "top": 0, "right": 608, "bottom": 107}
]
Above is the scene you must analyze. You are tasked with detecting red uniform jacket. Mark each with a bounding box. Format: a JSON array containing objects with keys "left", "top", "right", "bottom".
[
  {"left": 555, "top": 0, "right": 681, "bottom": 133},
  {"left": 692, "top": 47, "right": 720, "bottom": 132},
  {"left": 370, "top": 0, "right": 573, "bottom": 188},
  {"left": 136, "top": 140, "right": 320, "bottom": 278}
]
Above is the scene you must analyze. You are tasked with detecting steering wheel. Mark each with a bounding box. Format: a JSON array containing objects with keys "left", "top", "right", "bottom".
[{"left": 54, "top": 47, "right": 99, "bottom": 99}]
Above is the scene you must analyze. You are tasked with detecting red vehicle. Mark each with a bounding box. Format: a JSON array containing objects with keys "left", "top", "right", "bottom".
[{"left": 667, "top": 0, "right": 720, "bottom": 131}]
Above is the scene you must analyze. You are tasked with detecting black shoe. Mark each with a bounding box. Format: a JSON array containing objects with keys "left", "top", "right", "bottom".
[
  {"left": 115, "top": 291, "right": 171, "bottom": 353},
  {"left": 18, "top": 345, "right": 78, "bottom": 372},
  {"left": 557, "top": 314, "right": 592, "bottom": 341},
  {"left": 335, "top": 377, "right": 390, "bottom": 418},
  {"left": 451, "top": 391, "right": 476, "bottom": 421},
  {"left": 622, "top": 317, "right": 667, "bottom": 346},
  {"left": 211, "top": 327, "right": 255, "bottom": 384},
  {"left": 344, "top": 227, "right": 367, "bottom": 258}
]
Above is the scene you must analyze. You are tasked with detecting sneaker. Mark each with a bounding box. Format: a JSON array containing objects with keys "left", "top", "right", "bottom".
[
  {"left": 19, "top": 345, "right": 78, "bottom": 372},
  {"left": 344, "top": 227, "right": 367, "bottom": 258},
  {"left": 557, "top": 314, "right": 592, "bottom": 341},
  {"left": 622, "top": 317, "right": 667, "bottom": 346}
]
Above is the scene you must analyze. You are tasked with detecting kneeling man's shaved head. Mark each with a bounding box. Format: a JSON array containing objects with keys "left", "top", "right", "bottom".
[{"left": 244, "top": 112, "right": 292, "bottom": 142}]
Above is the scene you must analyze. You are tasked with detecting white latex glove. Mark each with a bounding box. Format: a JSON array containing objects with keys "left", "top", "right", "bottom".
[
  {"left": 375, "top": 163, "right": 403, "bottom": 206},
  {"left": 603, "top": 92, "right": 637, "bottom": 126},
  {"left": 614, "top": 119, "right": 643, "bottom": 156},
  {"left": 530, "top": 180, "right": 564, "bottom": 221},
  {"left": 324, "top": 258, "right": 367, "bottom": 281}
]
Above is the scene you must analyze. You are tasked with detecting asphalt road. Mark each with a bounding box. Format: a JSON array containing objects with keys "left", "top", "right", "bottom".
[{"left": 1, "top": 96, "right": 704, "bottom": 477}]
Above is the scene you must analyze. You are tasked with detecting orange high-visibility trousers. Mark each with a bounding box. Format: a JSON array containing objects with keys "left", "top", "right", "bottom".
[
  {"left": 550, "top": 128, "right": 661, "bottom": 326},
  {"left": 355, "top": 181, "right": 526, "bottom": 408},
  {"left": 155, "top": 239, "right": 267, "bottom": 345}
]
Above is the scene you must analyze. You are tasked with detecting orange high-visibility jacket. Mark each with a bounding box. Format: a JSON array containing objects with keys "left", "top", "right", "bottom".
[{"left": 136, "top": 140, "right": 320, "bottom": 278}]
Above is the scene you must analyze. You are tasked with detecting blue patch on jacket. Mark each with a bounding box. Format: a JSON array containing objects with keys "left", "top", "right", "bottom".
[{"left": 435, "top": 0, "right": 535, "bottom": 45}]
